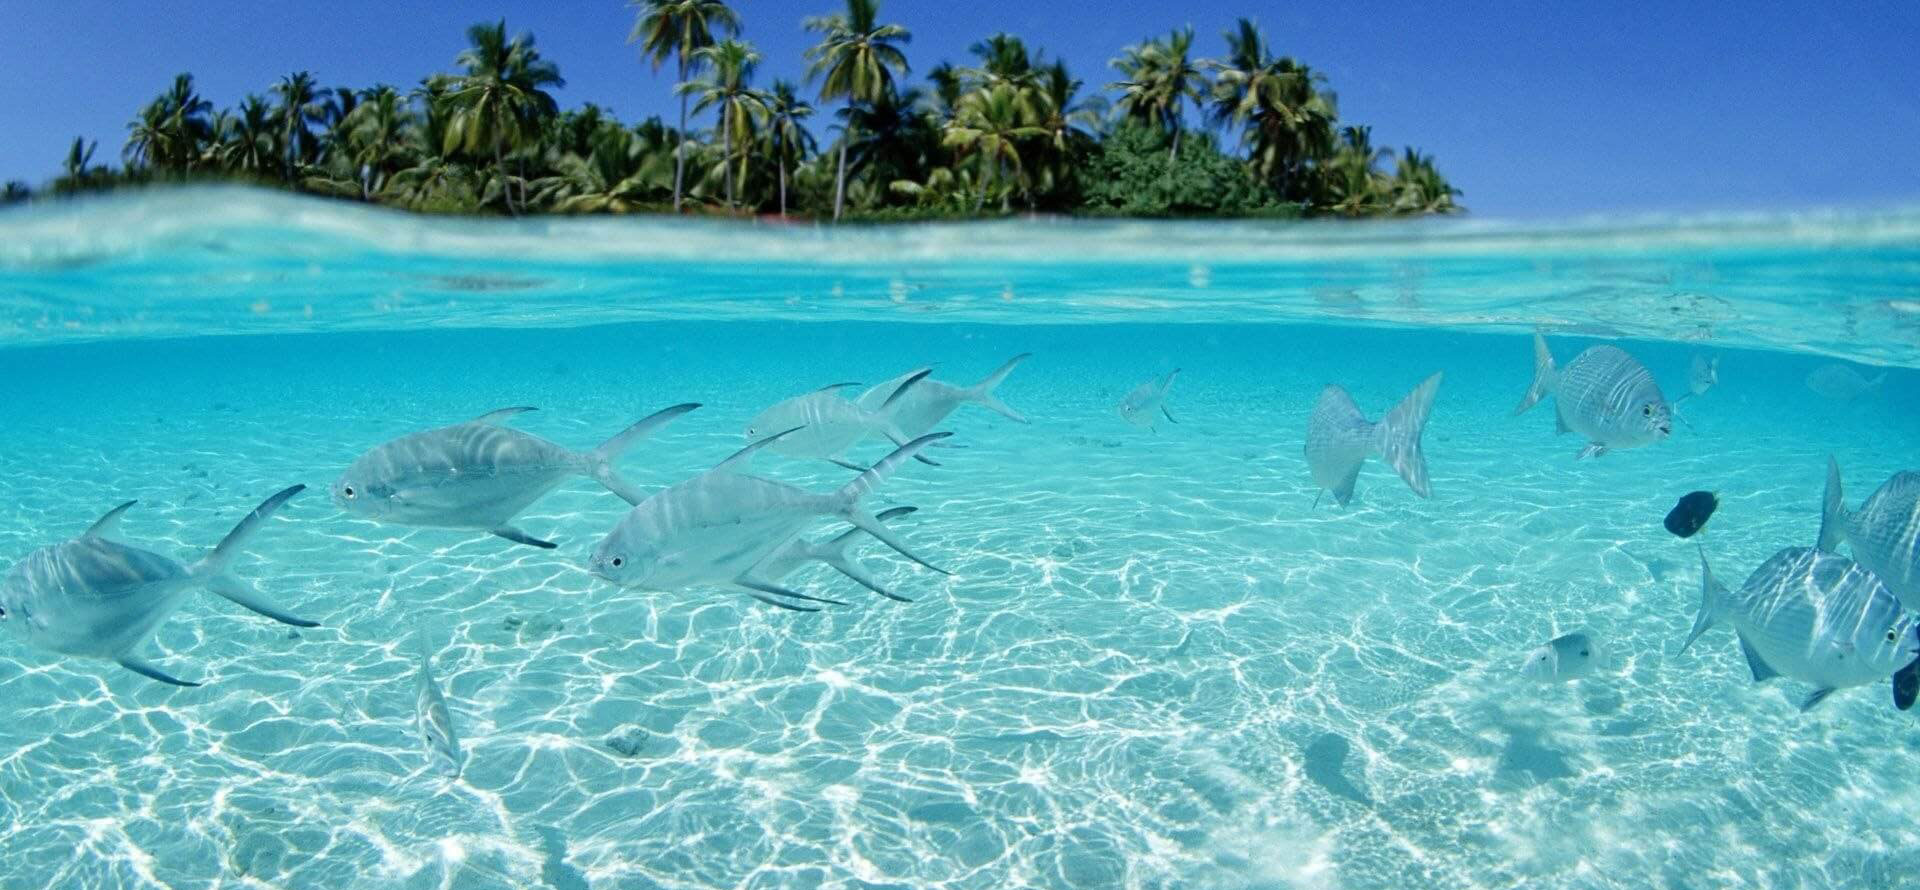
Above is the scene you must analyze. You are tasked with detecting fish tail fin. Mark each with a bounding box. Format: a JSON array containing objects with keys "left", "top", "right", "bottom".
[
  {"left": 1373, "top": 372, "right": 1443, "bottom": 499},
  {"left": 813, "top": 506, "right": 917, "bottom": 601},
  {"left": 196, "top": 484, "right": 304, "bottom": 579},
  {"left": 585, "top": 403, "right": 700, "bottom": 505},
  {"left": 967, "top": 353, "right": 1031, "bottom": 423},
  {"left": 1818, "top": 455, "right": 1847, "bottom": 551},
  {"left": 1680, "top": 545, "right": 1726, "bottom": 653},
  {"left": 414, "top": 617, "right": 436, "bottom": 673},
  {"left": 1513, "top": 333, "right": 1556, "bottom": 416},
  {"left": 835, "top": 437, "right": 950, "bottom": 575}
]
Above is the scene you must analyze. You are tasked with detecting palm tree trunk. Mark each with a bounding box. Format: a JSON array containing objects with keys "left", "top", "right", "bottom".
[
  {"left": 776, "top": 130, "right": 787, "bottom": 216},
  {"left": 975, "top": 154, "right": 991, "bottom": 213},
  {"left": 1168, "top": 122, "right": 1181, "bottom": 165},
  {"left": 722, "top": 107, "right": 734, "bottom": 210},
  {"left": 672, "top": 55, "right": 688, "bottom": 213},
  {"left": 283, "top": 115, "right": 295, "bottom": 181},
  {"left": 495, "top": 139, "right": 515, "bottom": 217},
  {"left": 833, "top": 134, "right": 849, "bottom": 222}
]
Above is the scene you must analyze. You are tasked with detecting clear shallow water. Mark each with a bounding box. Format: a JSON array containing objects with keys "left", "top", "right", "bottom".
[{"left": 1, "top": 190, "right": 1919, "bottom": 890}]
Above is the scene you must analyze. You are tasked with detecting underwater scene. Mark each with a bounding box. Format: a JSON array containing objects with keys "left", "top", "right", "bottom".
[{"left": 3, "top": 188, "right": 1920, "bottom": 889}]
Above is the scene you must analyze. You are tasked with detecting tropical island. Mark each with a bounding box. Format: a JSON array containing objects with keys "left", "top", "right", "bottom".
[{"left": 0, "top": 0, "right": 1461, "bottom": 221}]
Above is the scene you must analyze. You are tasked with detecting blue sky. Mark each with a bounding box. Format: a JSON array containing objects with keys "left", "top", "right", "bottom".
[{"left": 2, "top": 1, "right": 1916, "bottom": 217}]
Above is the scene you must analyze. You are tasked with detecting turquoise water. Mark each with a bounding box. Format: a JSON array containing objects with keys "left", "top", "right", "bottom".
[{"left": 2, "top": 187, "right": 1918, "bottom": 889}]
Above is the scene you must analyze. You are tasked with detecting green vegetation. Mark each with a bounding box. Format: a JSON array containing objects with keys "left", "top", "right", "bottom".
[{"left": 2, "top": 2, "right": 1461, "bottom": 219}]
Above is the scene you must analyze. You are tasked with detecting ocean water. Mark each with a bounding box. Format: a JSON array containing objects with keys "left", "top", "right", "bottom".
[{"left": 1, "top": 188, "right": 1918, "bottom": 890}]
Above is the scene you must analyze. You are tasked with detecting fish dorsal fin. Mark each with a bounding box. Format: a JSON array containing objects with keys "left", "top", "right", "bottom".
[
  {"left": 814, "top": 382, "right": 863, "bottom": 394},
  {"left": 882, "top": 367, "right": 935, "bottom": 409},
  {"left": 1159, "top": 368, "right": 1181, "bottom": 392},
  {"left": 85, "top": 501, "right": 138, "bottom": 538},
  {"left": 716, "top": 426, "right": 804, "bottom": 473},
  {"left": 1737, "top": 634, "right": 1778, "bottom": 683},
  {"left": 472, "top": 406, "right": 537, "bottom": 425}
]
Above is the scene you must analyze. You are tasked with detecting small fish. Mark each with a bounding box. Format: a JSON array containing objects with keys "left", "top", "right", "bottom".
[
  {"left": 1683, "top": 547, "right": 1920, "bottom": 711},
  {"left": 756, "top": 506, "right": 920, "bottom": 602},
  {"left": 744, "top": 374, "right": 931, "bottom": 471},
  {"left": 0, "top": 486, "right": 315, "bottom": 687},
  {"left": 588, "top": 431, "right": 950, "bottom": 611},
  {"left": 1819, "top": 458, "right": 1920, "bottom": 610},
  {"left": 414, "top": 623, "right": 464, "bottom": 778},
  {"left": 1686, "top": 354, "right": 1719, "bottom": 397},
  {"left": 1515, "top": 334, "right": 1671, "bottom": 458},
  {"left": 1118, "top": 369, "right": 1180, "bottom": 431},
  {"left": 1520, "top": 632, "right": 1599, "bottom": 682},
  {"left": 1304, "top": 372, "right": 1442, "bottom": 507},
  {"left": 333, "top": 403, "right": 697, "bottom": 549},
  {"left": 1805, "top": 364, "right": 1886, "bottom": 401},
  {"left": 858, "top": 354, "right": 1030, "bottom": 438},
  {"left": 1664, "top": 491, "right": 1719, "bottom": 538}
]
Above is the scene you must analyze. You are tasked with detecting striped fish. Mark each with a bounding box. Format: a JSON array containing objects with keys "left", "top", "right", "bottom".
[
  {"left": 1118, "top": 369, "right": 1180, "bottom": 431},
  {"left": 414, "top": 623, "right": 464, "bottom": 779},
  {"left": 1820, "top": 457, "right": 1920, "bottom": 610},
  {"left": 755, "top": 506, "right": 920, "bottom": 603},
  {"left": 857, "top": 354, "right": 1031, "bottom": 438},
  {"left": 331, "top": 403, "right": 697, "bottom": 549},
  {"left": 0, "top": 486, "right": 315, "bottom": 687},
  {"left": 744, "top": 373, "right": 929, "bottom": 471},
  {"left": 1515, "top": 334, "right": 1671, "bottom": 459},
  {"left": 1304, "top": 372, "right": 1442, "bottom": 507},
  {"left": 1682, "top": 546, "right": 1920, "bottom": 711}
]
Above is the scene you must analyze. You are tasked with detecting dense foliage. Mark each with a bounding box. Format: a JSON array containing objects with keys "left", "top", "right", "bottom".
[{"left": 3, "top": 3, "right": 1461, "bottom": 219}]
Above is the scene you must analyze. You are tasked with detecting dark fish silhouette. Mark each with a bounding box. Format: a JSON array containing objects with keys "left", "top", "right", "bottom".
[{"left": 1664, "top": 491, "right": 1718, "bottom": 538}]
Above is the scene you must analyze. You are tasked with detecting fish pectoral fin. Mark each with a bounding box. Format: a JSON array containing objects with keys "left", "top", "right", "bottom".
[
  {"left": 1737, "top": 634, "right": 1779, "bottom": 683},
  {"left": 1554, "top": 413, "right": 1571, "bottom": 435},
  {"left": 1576, "top": 443, "right": 1607, "bottom": 460},
  {"left": 1161, "top": 406, "right": 1179, "bottom": 424},
  {"left": 207, "top": 574, "right": 319, "bottom": 628},
  {"left": 1798, "top": 687, "right": 1837, "bottom": 712},
  {"left": 118, "top": 656, "right": 201, "bottom": 687},
  {"left": 826, "top": 458, "right": 869, "bottom": 473},
  {"left": 492, "top": 527, "right": 557, "bottom": 550},
  {"left": 1330, "top": 464, "right": 1363, "bottom": 508},
  {"left": 472, "top": 406, "right": 538, "bottom": 425},
  {"left": 745, "top": 593, "right": 820, "bottom": 612},
  {"left": 736, "top": 577, "right": 848, "bottom": 607}
]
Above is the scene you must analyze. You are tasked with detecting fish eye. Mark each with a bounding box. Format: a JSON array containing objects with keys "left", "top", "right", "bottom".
[
  {"left": 611, "top": 557, "right": 624, "bottom": 568},
  {"left": 0, "top": 605, "right": 8, "bottom": 620},
  {"left": 1889, "top": 628, "right": 1900, "bottom": 643},
  {"left": 1642, "top": 405, "right": 1653, "bottom": 417},
  {"left": 343, "top": 485, "right": 356, "bottom": 499}
]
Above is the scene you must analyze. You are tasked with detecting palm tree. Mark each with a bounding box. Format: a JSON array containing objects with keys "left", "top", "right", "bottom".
[
  {"left": 1031, "top": 60, "right": 1101, "bottom": 203},
  {"left": 56, "top": 137, "right": 99, "bottom": 192},
  {"left": 804, "top": 0, "right": 911, "bottom": 221},
  {"left": 1390, "top": 147, "right": 1461, "bottom": 214},
  {"left": 761, "top": 80, "right": 816, "bottom": 215},
  {"left": 679, "top": 39, "right": 766, "bottom": 210},
  {"left": 1108, "top": 28, "right": 1204, "bottom": 164},
  {"left": 272, "top": 71, "right": 323, "bottom": 179},
  {"left": 441, "top": 20, "right": 565, "bottom": 216},
  {"left": 216, "top": 95, "right": 281, "bottom": 175},
  {"left": 1206, "top": 18, "right": 1335, "bottom": 200},
  {"left": 2, "top": 181, "right": 29, "bottom": 204},
  {"left": 629, "top": 0, "right": 740, "bottom": 213},
  {"left": 1322, "top": 125, "right": 1391, "bottom": 216},
  {"left": 924, "top": 62, "right": 965, "bottom": 123},
  {"left": 840, "top": 84, "right": 937, "bottom": 206},
  {"left": 125, "top": 74, "right": 213, "bottom": 172},
  {"left": 531, "top": 124, "right": 673, "bottom": 212},
  {"left": 944, "top": 82, "right": 1045, "bottom": 211},
  {"left": 342, "top": 86, "right": 412, "bottom": 198}
]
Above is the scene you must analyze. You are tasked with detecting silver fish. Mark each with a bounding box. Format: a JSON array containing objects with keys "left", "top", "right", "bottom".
[
  {"left": 332, "top": 403, "right": 698, "bottom": 549},
  {"left": 1805, "top": 364, "right": 1886, "bottom": 400},
  {"left": 1118, "top": 369, "right": 1179, "bottom": 430},
  {"left": 588, "top": 431, "right": 949, "bottom": 611},
  {"left": 1820, "top": 457, "right": 1920, "bottom": 610},
  {"left": 1687, "top": 354, "right": 1719, "bottom": 398},
  {"left": 0, "top": 486, "right": 315, "bottom": 687},
  {"left": 415, "top": 623, "right": 464, "bottom": 779},
  {"left": 857, "top": 354, "right": 1030, "bottom": 438},
  {"left": 744, "top": 373, "right": 929, "bottom": 471},
  {"left": 1683, "top": 547, "right": 1920, "bottom": 711},
  {"left": 1515, "top": 334, "right": 1671, "bottom": 459},
  {"left": 756, "top": 506, "right": 920, "bottom": 602},
  {"left": 1519, "top": 632, "right": 1599, "bottom": 682},
  {"left": 1304, "top": 372, "right": 1442, "bottom": 507}
]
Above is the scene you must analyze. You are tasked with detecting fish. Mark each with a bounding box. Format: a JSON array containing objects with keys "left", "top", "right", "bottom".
[
  {"left": 415, "top": 622, "right": 464, "bottom": 779},
  {"left": 588, "top": 430, "right": 951, "bottom": 611},
  {"left": 1304, "top": 372, "right": 1442, "bottom": 507},
  {"left": 1805, "top": 364, "right": 1886, "bottom": 400},
  {"left": 1819, "top": 457, "right": 1920, "bottom": 611},
  {"left": 0, "top": 486, "right": 315, "bottom": 687},
  {"left": 332, "top": 403, "right": 698, "bottom": 549},
  {"left": 1682, "top": 546, "right": 1920, "bottom": 711},
  {"left": 857, "top": 354, "right": 1031, "bottom": 438},
  {"left": 1118, "top": 369, "right": 1180, "bottom": 431},
  {"left": 1686, "top": 354, "right": 1719, "bottom": 398},
  {"left": 755, "top": 506, "right": 920, "bottom": 602},
  {"left": 744, "top": 373, "right": 932, "bottom": 471},
  {"left": 1519, "top": 632, "right": 1599, "bottom": 682},
  {"left": 1515, "top": 334, "right": 1672, "bottom": 458},
  {"left": 1664, "top": 491, "right": 1719, "bottom": 538}
]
